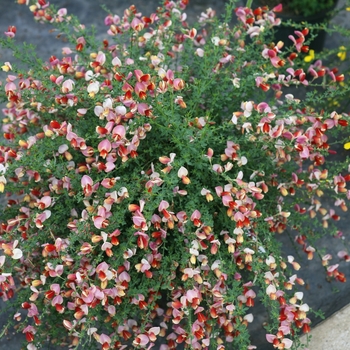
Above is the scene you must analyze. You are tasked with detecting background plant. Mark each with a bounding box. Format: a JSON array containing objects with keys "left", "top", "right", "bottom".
[
  {"left": 0, "top": 0, "right": 350, "bottom": 349},
  {"left": 255, "top": 0, "right": 337, "bottom": 16}
]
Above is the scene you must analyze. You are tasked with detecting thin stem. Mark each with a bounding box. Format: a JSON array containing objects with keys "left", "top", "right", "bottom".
[
  {"left": 246, "top": 0, "right": 253, "bottom": 8},
  {"left": 0, "top": 324, "right": 9, "bottom": 338}
]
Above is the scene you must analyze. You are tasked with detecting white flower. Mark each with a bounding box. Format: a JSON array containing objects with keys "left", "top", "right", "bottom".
[
  {"left": 177, "top": 166, "right": 188, "bottom": 178},
  {"left": 299, "top": 303, "right": 309, "bottom": 312},
  {"left": 266, "top": 284, "right": 276, "bottom": 296},
  {"left": 294, "top": 292, "right": 304, "bottom": 300},
  {"left": 87, "top": 81, "right": 100, "bottom": 97},
  {"left": 238, "top": 156, "right": 247, "bottom": 166},
  {"left": 12, "top": 248, "right": 23, "bottom": 260},
  {"left": 244, "top": 313, "right": 254, "bottom": 323},
  {"left": 115, "top": 105, "right": 127, "bottom": 116},
  {"left": 111, "top": 56, "right": 122, "bottom": 67},
  {"left": 58, "top": 144, "right": 69, "bottom": 154},
  {"left": 266, "top": 256, "right": 275, "bottom": 266},
  {"left": 195, "top": 48, "right": 204, "bottom": 57},
  {"left": 211, "top": 36, "right": 220, "bottom": 46},
  {"left": 157, "top": 68, "right": 166, "bottom": 79},
  {"left": 241, "top": 101, "right": 254, "bottom": 117},
  {"left": 12, "top": 240, "right": 23, "bottom": 260},
  {"left": 244, "top": 248, "right": 254, "bottom": 255},
  {"left": 85, "top": 70, "right": 94, "bottom": 81},
  {"left": 258, "top": 245, "right": 266, "bottom": 253},
  {"left": 0, "top": 164, "right": 7, "bottom": 174},
  {"left": 231, "top": 78, "right": 240, "bottom": 88},
  {"left": 231, "top": 113, "right": 238, "bottom": 124}
]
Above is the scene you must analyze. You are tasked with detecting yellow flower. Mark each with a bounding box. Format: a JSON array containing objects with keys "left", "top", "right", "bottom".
[
  {"left": 346, "top": 7, "right": 350, "bottom": 11},
  {"left": 1, "top": 62, "right": 12, "bottom": 72},
  {"left": 337, "top": 46, "right": 347, "bottom": 61},
  {"left": 0, "top": 176, "right": 6, "bottom": 193},
  {"left": 304, "top": 49, "right": 315, "bottom": 63},
  {"left": 344, "top": 142, "right": 350, "bottom": 150}
]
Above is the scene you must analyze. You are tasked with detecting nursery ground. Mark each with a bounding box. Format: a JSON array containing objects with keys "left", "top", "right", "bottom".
[{"left": 0, "top": 0, "right": 350, "bottom": 349}]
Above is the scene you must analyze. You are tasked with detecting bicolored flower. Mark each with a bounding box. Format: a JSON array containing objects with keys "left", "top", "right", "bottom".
[
  {"left": 178, "top": 166, "right": 190, "bottom": 184},
  {"left": 36, "top": 196, "right": 52, "bottom": 210},
  {"left": 61, "top": 79, "right": 75, "bottom": 93},
  {"left": 4, "top": 240, "right": 23, "bottom": 260},
  {"left": 35, "top": 210, "right": 51, "bottom": 229},
  {"left": 4, "top": 25, "right": 16, "bottom": 38},
  {"left": 0, "top": 164, "right": 7, "bottom": 193},
  {"left": 135, "top": 258, "right": 152, "bottom": 278},
  {"left": 201, "top": 188, "right": 213, "bottom": 202},
  {"left": 1, "top": 62, "right": 12, "bottom": 72},
  {"left": 87, "top": 81, "right": 100, "bottom": 97},
  {"left": 98, "top": 139, "right": 112, "bottom": 159}
]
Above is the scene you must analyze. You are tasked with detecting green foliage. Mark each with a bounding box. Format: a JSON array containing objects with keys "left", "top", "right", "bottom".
[{"left": 0, "top": 1, "right": 349, "bottom": 349}]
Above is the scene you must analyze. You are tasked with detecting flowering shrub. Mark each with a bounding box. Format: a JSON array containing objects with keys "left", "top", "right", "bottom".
[{"left": 1, "top": 0, "right": 350, "bottom": 349}]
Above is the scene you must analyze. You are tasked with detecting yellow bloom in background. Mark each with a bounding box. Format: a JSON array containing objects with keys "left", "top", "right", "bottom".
[
  {"left": 347, "top": 7, "right": 350, "bottom": 11},
  {"left": 344, "top": 142, "right": 350, "bottom": 150},
  {"left": 337, "top": 46, "right": 347, "bottom": 61},
  {"left": 304, "top": 49, "right": 315, "bottom": 63}
]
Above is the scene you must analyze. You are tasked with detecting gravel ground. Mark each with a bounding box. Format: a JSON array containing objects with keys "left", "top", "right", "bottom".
[{"left": 0, "top": 0, "right": 349, "bottom": 349}]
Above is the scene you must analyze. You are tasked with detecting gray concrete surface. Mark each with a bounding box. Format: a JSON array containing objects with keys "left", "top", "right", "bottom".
[
  {"left": 300, "top": 303, "right": 350, "bottom": 349},
  {"left": 0, "top": 0, "right": 350, "bottom": 349}
]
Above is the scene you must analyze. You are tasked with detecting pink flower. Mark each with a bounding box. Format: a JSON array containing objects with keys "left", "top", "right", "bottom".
[
  {"left": 288, "top": 30, "right": 306, "bottom": 52},
  {"left": 81, "top": 175, "right": 93, "bottom": 197},
  {"left": 98, "top": 139, "right": 112, "bottom": 159},
  {"left": 112, "top": 56, "right": 122, "bottom": 67},
  {"left": 135, "top": 258, "right": 152, "bottom": 278},
  {"left": 134, "top": 231, "right": 149, "bottom": 249},
  {"left": 61, "top": 79, "right": 75, "bottom": 93},
  {"left": 93, "top": 216, "right": 109, "bottom": 229},
  {"left": 132, "top": 210, "right": 147, "bottom": 230},
  {"left": 273, "top": 3, "right": 283, "bottom": 12},
  {"left": 133, "top": 334, "right": 149, "bottom": 347},
  {"left": 195, "top": 48, "right": 204, "bottom": 57},
  {"left": 4, "top": 26, "right": 16, "bottom": 38},
  {"left": 148, "top": 327, "right": 160, "bottom": 342},
  {"left": 35, "top": 210, "right": 51, "bottom": 229},
  {"left": 191, "top": 210, "right": 202, "bottom": 227},
  {"left": 184, "top": 28, "right": 197, "bottom": 40},
  {"left": 112, "top": 125, "right": 126, "bottom": 141},
  {"left": 101, "top": 177, "right": 117, "bottom": 189},
  {"left": 36, "top": 196, "right": 52, "bottom": 210},
  {"left": 98, "top": 333, "right": 111, "bottom": 346}
]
